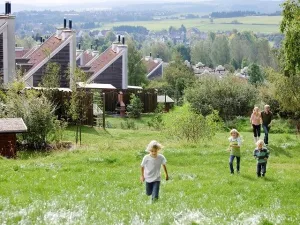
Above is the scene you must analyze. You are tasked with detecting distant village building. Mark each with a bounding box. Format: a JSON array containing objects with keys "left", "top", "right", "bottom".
[
  {"left": 193, "top": 63, "right": 228, "bottom": 77},
  {"left": 15, "top": 47, "right": 29, "bottom": 58},
  {"left": 76, "top": 46, "right": 99, "bottom": 68},
  {"left": 143, "top": 53, "right": 164, "bottom": 80},
  {"left": 235, "top": 66, "right": 249, "bottom": 79},
  {"left": 216, "top": 65, "right": 225, "bottom": 73}
]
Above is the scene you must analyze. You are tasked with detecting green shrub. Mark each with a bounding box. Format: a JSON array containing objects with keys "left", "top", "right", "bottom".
[
  {"left": 147, "top": 103, "right": 165, "bottom": 130},
  {"left": 126, "top": 93, "right": 143, "bottom": 119},
  {"left": 164, "top": 104, "right": 222, "bottom": 142},
  {"left": 185, "top": 75, "right": 257, "bottom": 120},
  {"left": 3, "top": 81, "right": 57, "bottom": 149},
  {"left": 224, "top": 116, "right": 252, "bottom": 132},
  {"left": 49, "top": 118, "right": 68, "bottom": 148},
  {"left": 0, "top": 90, "right": 6, "bottom": 103},
  {"left": 271, "top": 118, "right": 295, "bottom": 134},
  {"left": 21, "top": 94, "right": 56, "bottom": 148},
  {"left": 120, "top": 119, "right": 138, "bottom": 130}
]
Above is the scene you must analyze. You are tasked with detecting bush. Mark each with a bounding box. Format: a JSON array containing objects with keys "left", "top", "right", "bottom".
[
  {"left": 185, "top": 75, "right": 257, "bottom": 120},
  {"left": 120, "top": 119, "right": 138, "bottom": 130},
  {"left": 20, "top": 94, "right": 56, "bottom": 148},
  {"left": 147, "top": 103, "right": 165, "bottom": 130},
  {"left": 2, "top": 81, "right": 57, "bottom": 149},
  {"left": 164, "top": 104, "right": 222, "bottom": 142},
  {"left": 127, "top": 93, "right": 143, "bottom": 119},
  {"left": 224, "top": 116, "right": 252, "bottom": 132},
  {"left": 0, "top": 90, "right": 6, "bottom": 103},
  {"left": 50, "top": 119, "right": 68, "bottom": 148},
  {"left": 270, "top": 118, "right": 295, "bottom": 134}
]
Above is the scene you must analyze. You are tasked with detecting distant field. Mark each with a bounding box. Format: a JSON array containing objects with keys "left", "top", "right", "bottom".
[{"left": 97, "top": 16, "right": 282, "bottom": 33}]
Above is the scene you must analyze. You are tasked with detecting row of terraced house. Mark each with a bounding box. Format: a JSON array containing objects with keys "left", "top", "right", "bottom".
[
  {"left": 1, "top": 2, "right": 164, "bottom": 93},
  {"left": 0, "top": 2, "right": 173, "bottom": 120}
]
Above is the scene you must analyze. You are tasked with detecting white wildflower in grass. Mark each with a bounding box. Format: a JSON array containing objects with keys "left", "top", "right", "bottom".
[{"left": 174, "top": 210, "right": 209, "bottom": 225}]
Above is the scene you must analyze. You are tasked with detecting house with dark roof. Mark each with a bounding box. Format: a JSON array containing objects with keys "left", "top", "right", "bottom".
[
  {"left": 9, "top": 12, "right": 128, "bottom": 91},
  {"left": 17, "top": 19, "right": 76, "bottom": 88},
  {"left": 78, "top": 37, "right": 128, "bottom": 89},
  {"left": 0, "top": 2, "right": 15, "bottom": 85},
  {"left": 143, "top": 54, "right": 164, "bottom": 80},
  {"left": 76, "top": 48, "right": 99, "bottom": 67},
  {"left": 15, "top": 47, "right": 29, "bottom": 58}
]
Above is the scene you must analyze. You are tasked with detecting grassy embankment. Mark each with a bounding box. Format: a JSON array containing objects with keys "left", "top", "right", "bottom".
[
  {"left": 95, "top": 16, "right": 282, "bottom": 33},
  {"left": 0, "top": 114, "right": 300, "bottom": 224}
]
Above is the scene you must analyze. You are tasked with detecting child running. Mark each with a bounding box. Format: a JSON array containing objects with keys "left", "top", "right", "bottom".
[
  {"left": 228, "top": 129, "right": 242, "bottom": 175},
  {"left": 140, "top": 140, "right": 169, "bottom": 202},
  {"left": 253, "top": 140, "right": 269, "bottom": 177}
]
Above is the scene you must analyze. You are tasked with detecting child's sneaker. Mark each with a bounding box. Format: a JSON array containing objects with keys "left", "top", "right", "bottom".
[{"left": 152, "top": 198, "right": 158, "bottom": 204}]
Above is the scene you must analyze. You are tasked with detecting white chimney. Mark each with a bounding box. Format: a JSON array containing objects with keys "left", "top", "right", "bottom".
[
  {"left": 117, "top": 43, "right": 128, "bottom": 89},
  {"left": 76, "top": 49, "right": 84, "bottom": 66},
  {"left": 154, "top": 58, "right": 162, "bottom": 63},
  {"left": 68, "top": 30, "right": 76, "bottom": 88},
  {"left": 112, "top": 42, "right": 118, "bottom": 53},
  {"left": 0, "top": 5, "right": 16, "bottom": 85}
]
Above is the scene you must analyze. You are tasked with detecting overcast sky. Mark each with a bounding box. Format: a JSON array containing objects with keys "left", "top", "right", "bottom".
[
  {"left": 6, "top": 0, "right": 283, "bottom": 11},
  {"left": 10, "top": 0, "right": 106, "bottom": 5},
  {"left": 9, "top": 0, "right": 211, "bottom": 5}
]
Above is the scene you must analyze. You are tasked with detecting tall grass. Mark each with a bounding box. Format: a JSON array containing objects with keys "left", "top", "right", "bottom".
[{"left": 0, "top": 121, "right": 300, "bottom": 224}]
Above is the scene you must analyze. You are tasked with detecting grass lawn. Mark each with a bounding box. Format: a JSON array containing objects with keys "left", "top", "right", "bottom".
[
  {"left": 97, "top": 16, "right": 282, "bottom": 33},
  {"left": 1, "top": 117, "right": 300, "bottom": 224}
]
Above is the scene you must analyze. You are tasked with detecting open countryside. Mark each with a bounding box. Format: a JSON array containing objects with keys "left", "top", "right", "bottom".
[{"left": 99, "top": 16, "right": 283, "bottom": 33}]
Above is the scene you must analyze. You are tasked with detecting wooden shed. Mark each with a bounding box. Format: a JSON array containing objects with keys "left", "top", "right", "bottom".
[
  {"left": 157, "top": 95, "right": 175, "bottom": 112},
  {"left": 0, "top": 118, "right": 27, "bottom": 158}
]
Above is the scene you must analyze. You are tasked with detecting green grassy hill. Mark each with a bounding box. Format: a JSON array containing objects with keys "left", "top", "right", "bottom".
[
  {"left": 1, "top": 120, "right": 299, "bottom": 224},
  {"left": 96, "top": 16, "right": 282, "bottom": 33}
]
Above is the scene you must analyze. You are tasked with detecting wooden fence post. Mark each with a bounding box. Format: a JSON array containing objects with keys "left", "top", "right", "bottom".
[{"left": 103, "top": 92, "right": 106, "bottom": 129}]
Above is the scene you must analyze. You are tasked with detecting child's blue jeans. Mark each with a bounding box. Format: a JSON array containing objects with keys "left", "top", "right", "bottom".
[
  {"left": 257, "top": 162, "right": 267, "bottom": 177},
  {"left": 146, "top": 181, "right": 160, "bottom": 200},
  {"left": 229, "top": 155, "right": 240, "bottom": 174}
]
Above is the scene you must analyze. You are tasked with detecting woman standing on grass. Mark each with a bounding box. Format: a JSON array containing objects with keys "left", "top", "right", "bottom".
[{"left": 250, "top": 106, "right": 262, "bottom": 144}]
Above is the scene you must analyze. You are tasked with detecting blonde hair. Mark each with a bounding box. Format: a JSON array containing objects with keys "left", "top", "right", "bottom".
[
  {"left": 256, "top": 139, "right": 264, "bottom": 147},
  {"left": 230, "top": 129, "right": 240, "bottom": 137},
  {"left": 253, "top": 106, "right": 260, "bottom": 115},
  {"left": 145, "top": 140, "right": 163, "bottom": 152}
]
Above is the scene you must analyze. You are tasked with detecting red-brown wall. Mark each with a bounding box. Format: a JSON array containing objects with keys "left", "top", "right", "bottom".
[{"left": 0, "top": 133, "right": 16, "bottom": 158}]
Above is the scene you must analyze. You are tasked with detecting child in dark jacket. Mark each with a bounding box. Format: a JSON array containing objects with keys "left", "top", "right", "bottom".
[{"left": 253, "top": 140, "right": 269, "bottom": 177}]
